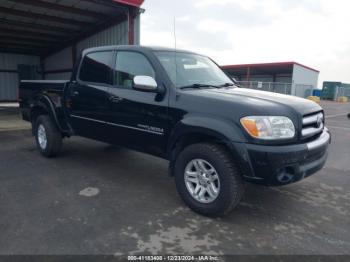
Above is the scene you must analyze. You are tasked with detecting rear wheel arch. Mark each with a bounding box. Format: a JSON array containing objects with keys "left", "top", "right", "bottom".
[
  {"left": 30, "top": 105, "right": 48, "bottom": 120},
  {"left": 30, "top": 96, "right": 64, "bottom": 135}
]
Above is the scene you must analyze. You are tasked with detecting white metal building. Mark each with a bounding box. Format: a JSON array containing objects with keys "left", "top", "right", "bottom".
[
  {"left": 0, "top": 0, "right": 144, "bottom": 101},
  {"left": 222, "top": 62, "right": 320, "bottom": 98}
]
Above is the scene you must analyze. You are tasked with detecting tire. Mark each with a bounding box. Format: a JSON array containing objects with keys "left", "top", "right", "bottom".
[
  {"left": 174, "top": 142, "right": 244, "bottom": 217},
  {"left": 34, "top": 115, "right": 62, "bottom": 157}
]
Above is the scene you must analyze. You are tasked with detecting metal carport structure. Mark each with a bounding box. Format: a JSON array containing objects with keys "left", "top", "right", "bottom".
[
  {"left": 222, "top": 62, "right": 320, "bottom": 98},
  {"left": 0, "top": 0, "right": 144, "bottom": 101}
]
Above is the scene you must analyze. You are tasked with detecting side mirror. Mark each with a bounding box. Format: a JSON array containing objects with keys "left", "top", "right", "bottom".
[{"left": 133, "top": 76, "right": 158, "bottom": 92}]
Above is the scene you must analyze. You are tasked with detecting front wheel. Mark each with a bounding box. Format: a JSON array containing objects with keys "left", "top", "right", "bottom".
[
  {"left": 35, "top": 115, "right": 62, "bottom": 157},
  {"left": 174, "top": 143, "right": 244, "bottom": 217}
]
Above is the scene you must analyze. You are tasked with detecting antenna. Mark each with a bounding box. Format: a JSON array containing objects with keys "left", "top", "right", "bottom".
[
  {"left": 173, "top": 16, "right": 177, "bottom": 50},
  {"left": 173, "top": 16, "right": 178, "bottom": 90}
]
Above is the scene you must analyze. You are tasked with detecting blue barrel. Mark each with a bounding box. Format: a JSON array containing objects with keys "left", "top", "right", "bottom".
[{"left": 313, "top": 89, "right": 322, "bottom": 97}]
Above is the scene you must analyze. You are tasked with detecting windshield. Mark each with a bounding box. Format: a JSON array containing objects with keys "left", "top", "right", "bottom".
[{"left": 154, "top": 51, "right": 234, "bottom": 88}]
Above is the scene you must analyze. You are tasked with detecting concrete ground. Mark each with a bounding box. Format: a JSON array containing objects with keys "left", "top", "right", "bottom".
[
  {"left": 0, "top": 103, "right": 30, "bottom": 132},
  {"left": 0, "top": 101, "right": 349, "bottom": 255}
]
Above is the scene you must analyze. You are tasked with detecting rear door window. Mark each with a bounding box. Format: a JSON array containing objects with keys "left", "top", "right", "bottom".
[{"left": 79, "top": 51, "right": 113, "bottom": 85}]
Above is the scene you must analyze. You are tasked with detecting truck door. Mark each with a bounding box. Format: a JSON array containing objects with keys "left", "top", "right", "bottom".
[
  {"left": 107, "top": 51, "right": 169, "bottom": 157},
  {"left": 67, "top": 51, "right": 113, "bottom": 141}
]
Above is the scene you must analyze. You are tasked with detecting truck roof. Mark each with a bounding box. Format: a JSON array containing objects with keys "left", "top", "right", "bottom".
[{"left": 83, "top": 45, "right": 199, "bottom": 55}]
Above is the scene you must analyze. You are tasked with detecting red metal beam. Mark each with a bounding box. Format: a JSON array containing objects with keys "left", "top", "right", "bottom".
[
  {"left": 246, "top": 67, "right": 251, "bottom": 82},
  {"left": 293, "top": 62, "right": 320, "bottom": 73},
  {"left": 0, "top": 6, "right": 92, "bottom": 27},
  {"left": 113, "top": 0, "right": 144, "bottom": 7},
  {"left": 222, "top": 62, "right": 296, "bottom": 69},
  {"left": 10, "top": 0, "right": 106, "bottom": 19},
  {"left": 128, "top": 10, "right": 135, "bottom": 44}
]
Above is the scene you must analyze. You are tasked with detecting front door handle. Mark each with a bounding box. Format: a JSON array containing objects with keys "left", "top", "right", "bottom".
[{"left": 109, "top": 96, "right": 123, "bottom": 103}]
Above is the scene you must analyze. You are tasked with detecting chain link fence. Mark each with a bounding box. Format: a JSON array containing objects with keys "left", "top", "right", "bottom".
[
  {"left": 334, "top": 86, "right": 350, "bottom": 100},
  {"left": 237, "top": 81, "right": 313, "bottom": 98},
  {"left": 293, "top": 84, "right": 314, "bottom": 98},
  {"left": 237, "top": 81, "right": 292, "bottom": 95}
]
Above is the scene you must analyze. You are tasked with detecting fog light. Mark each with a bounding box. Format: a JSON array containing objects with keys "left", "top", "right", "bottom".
[{"left": 276, "top": 167, "right": 295, "bottom": 183}]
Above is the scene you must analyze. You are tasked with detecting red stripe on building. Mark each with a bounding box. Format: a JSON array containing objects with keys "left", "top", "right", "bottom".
[
  {"left": 113, "top": 0, "right": 144, "bottom": 7},
  {"left": 222, "top": 62, "right": 319, "bottom": 73}
]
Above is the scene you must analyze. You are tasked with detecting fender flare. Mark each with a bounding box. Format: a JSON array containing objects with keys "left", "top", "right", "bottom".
[
  {"left": 31, "top": 95, "right": 66, "bottom": 133},
  {"left": 167, "top": 115, "right": 246, "bottom": 153},
  {"left": 166, "top": 115, "right": 253, "bottom": 177}
]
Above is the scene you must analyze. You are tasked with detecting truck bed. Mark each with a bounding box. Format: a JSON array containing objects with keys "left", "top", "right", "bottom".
[
  {"left": 19, "top": 80, "right": 69, "bottom": 124},
  {"left": 20, "top": 80, "right": 69, "bottom": 91}
]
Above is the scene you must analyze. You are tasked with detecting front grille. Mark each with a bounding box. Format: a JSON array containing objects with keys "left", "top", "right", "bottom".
[{"left": 301, "top": 111, "right": 324, "bottom": 140}]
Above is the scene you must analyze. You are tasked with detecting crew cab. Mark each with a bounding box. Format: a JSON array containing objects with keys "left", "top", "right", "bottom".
[{"left": 19, "top": 46, "right": 330, "bottom": 217}]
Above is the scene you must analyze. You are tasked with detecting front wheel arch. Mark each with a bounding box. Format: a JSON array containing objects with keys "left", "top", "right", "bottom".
[{"left": 167, "top": 130, "right": 241, "bottom": 178}]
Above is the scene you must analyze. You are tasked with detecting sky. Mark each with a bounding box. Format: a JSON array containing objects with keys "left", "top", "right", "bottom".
[{"left": 140, "top": 0, "right": 350, "bottom": 86}]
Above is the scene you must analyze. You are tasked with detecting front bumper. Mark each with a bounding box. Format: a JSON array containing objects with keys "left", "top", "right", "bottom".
[{"left": 232, "top": 129, "right": 331, "bottom": 186}]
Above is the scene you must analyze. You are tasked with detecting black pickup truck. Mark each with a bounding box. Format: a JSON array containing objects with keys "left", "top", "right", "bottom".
[{"left": 19, "top": 45, "right": 330, "bottom": 217}]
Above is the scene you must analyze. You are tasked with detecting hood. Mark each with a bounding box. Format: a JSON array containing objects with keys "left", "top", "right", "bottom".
[{"left": 200, "top": 87, "right": 322, "bottom": 116}]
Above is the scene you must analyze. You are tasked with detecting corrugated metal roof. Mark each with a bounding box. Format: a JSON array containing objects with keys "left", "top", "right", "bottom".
[{"left": 0, "top": 0, "right": 143, "bottom": 56}]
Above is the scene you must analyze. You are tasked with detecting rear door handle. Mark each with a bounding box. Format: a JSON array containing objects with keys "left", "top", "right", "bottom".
[{"left": 70, "top": 90, "right": 79, "bottom": 97}]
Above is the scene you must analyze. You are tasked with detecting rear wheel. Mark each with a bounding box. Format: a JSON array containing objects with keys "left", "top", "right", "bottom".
[
  {"left": 35, "top": 115, "right": 62, "bottom": 157},
  {"left": 174, "top": 142, "right": 244, "bottom": 217}
]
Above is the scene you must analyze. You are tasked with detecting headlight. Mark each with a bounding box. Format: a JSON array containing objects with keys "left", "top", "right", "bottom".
[{"left": 240, "top": 116, "right": 295, "bottom": 140}]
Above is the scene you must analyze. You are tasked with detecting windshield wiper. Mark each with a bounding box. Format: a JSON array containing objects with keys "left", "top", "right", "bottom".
[
  {"left": 219, "top": 83, "right": 235, "bottom": 87},
  {"left": 179, "top": 84, "right": 221, "bottom": 90}
]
